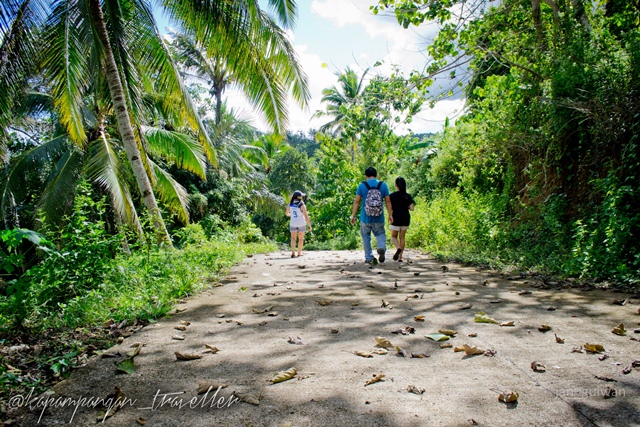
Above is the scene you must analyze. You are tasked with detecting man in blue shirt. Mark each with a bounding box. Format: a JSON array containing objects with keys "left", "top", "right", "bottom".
[{"left": 350, "top": 167, "right": 394, "bottom": 264}]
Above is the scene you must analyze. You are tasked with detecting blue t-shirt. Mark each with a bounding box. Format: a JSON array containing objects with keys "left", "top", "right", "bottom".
[{"left": 356, "top": 178, "right": 390, "bottom": 223}]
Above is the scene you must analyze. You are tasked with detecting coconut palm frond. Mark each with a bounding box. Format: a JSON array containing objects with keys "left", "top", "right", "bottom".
[
  {"left": 36, "top": 146, "right": 84, "bottom": 227},
  {"left": 149, "top": 159, "right": 189, "bottom": 224},
  {"left": 86, "top": 134, "right": 141, "bottom": 230},
  {"left": 41, "top": 0, "right": 91, "bottom": 146},
  {"left": 141, "top": 125, "right": 206, "bottom": 179}
]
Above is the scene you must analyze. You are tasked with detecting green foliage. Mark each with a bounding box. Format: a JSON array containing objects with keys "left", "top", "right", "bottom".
[{"left": 268, "top": 148, "right": 316, "bottom": 196}]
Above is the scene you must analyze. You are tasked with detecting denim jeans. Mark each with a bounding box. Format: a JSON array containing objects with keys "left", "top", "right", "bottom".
[{"left": 360, "top": 222, "right": 386, "bottom": 261}]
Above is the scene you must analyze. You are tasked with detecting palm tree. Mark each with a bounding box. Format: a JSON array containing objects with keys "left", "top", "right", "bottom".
[
  {"left": 170, "top": 29, "right": 309, "bottom": 132},
  {"left": 1, "top": 0, "right": 307, "bottom": 244},
  {"left": 0, "top": 91, "right": 206, "bottom": 232},
  {"left": 313, "top": 67, "right": 369, "bottom": 136}
]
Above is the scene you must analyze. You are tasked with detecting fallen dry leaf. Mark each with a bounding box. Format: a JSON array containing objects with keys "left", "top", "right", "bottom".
[
  {"left": 438, "top": 329, "right": 457, "bottom": 336},
  {"left": 459, "top": 303, "right": 473, "bottom": 310},
  {"left": 395, "top": 346, "right": 410, "bottom": 358},
  {"left": 197, "top": 381, "right": 228, "bottom": 394},
  {"left": 354, "top": 351, "right": 373, "bottom": 358},
  {"left": 381, "top": 300, "right": 391, "bottom": 308},
  {"left": 180, "top": 320, "right": 191, "bottom": 326},
  {"left": 462, "top": 344, "right": 484, "bottom": 356},
  {"left": 375, "top": 337, "right": 393, "bottom": 348},
  {"left": 414, "top": 315, "right": 425, "bottom": 322},
  {"left": 611, "top": 298, "right": 628, "bottom": 306},
  {"left": 364, "top": 373, "right": 385, "bottom": 386},
  {"left": 316, "top": 300, "right": 332, "bottom": 306},
  {"left": 555, "top": 334, "right": 565, "bottom": 344},
  {"left": 571, "top": 346, "right": 584, "bottom": 353},
  {"left": 172, "top": 335, "right": 185, "bottom": 341},
  {"left": 425, "top": 333, "right": 450, "bottom": 341},
  {"left": 500, "top": 321, "right": 515, "bottom": 327},
  {"left": 518, "top": 290, "right": 532, "bottom": 295},
  {"left": 126, "top": 343, "right": 141, "bottom": 358},
  {"left": 440, "top": 343, "right": 453, "bottom": 349},
  {"left": 136, "top": 417, "right": 146, "bottom": 425},
  {"left": 233, "top": 391, "right": 261, "bottom": 405},
  {"left": 484, "top": 349, "right": 497, "bottom": 357},
  {"left": 330, "top": 329, "right": 339, "bottom": 334},
  {"left": 474, "top": 312, "right": 499, "bottom": 324},
  {"left": 270, "top": 367, "right": 297, "bottom": 383},
  {"left": 498, "top": 391, "right": 519, "bottom": 403},
  {"left": 96, "top": 387, "right": 126, "bottom": 421},
  {"left": 538, "top": 325, "right": 552, "bottom": 332},
  {"left": 175, "top": 351, "right": 202, "bottom": 361},
  {"left": 287, "top": 336, "right": 307, "bottom": 345},
  {"left": 468, "top": 333, "right": 478, "bottom": 337},
  {"left": 611, "top": 323, "right": 627, "bottom": 336},
  {"left": 531, "top": 361, "right": 546, "bottom": 372},
  {"left": 174, "top": 325, "right": 187, "bottom": 331},
  {"left": 584, "top": 343, "right": 605, "bottom": 353},
  {"left": 372, "top": 349, "right": 388, "bottom": 355},
  {"left": 203, "top": 344, "right": 220, "bottom": 354},
  {"left": 407, "top": 384, "right": 425, "bottom": 395},
  {"left": 411, "top": 352, "right": 430, "bottom": 358}
]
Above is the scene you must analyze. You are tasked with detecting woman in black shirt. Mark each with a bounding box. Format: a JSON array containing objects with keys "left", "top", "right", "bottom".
[{"left": 389, "top": 177, "right": 415, "bottom": 262}]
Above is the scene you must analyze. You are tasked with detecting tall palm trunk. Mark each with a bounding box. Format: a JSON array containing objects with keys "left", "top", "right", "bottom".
[{"left": 88, "top": 0, "right": 171, "bottom": 245}]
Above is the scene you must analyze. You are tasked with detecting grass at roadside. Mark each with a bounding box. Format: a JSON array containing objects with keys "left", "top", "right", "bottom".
[{"left": 0, "top": 239, "right": 276, "bottom": 406}]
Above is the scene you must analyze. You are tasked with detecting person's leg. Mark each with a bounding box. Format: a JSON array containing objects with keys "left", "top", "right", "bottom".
[
  {"left": 398, "top": 229, "right": 407, "bottom": 260},
  {"left": 391, "top": 229, "right": 400, "bottom": 249},
  {"left": 372, "top": 222, "right": 386, "bottom": 262},
  {"left": 360, "top": 222, "right": 374, "bottom": 262},
  {"left": 290, "top": 231, "right": 297, "bottom": 257},
  {"left": 392, "top": 229, "right": 402, "bottom": 260},
  {"left": 297, "top": 232, "right": 305, "bottom": 256}
]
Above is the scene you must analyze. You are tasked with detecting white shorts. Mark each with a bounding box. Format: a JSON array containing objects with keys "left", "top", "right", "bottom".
[
  {"left": 290, "top": 225, "right": 307, "bottom": 233},
  {"left": 390, "top": 225, "right": 409, "bottom": 231}
]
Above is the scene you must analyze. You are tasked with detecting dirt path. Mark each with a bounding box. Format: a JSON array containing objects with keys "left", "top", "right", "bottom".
[{"left": 16, "top": 250, "right": 640, "bottom": 426}]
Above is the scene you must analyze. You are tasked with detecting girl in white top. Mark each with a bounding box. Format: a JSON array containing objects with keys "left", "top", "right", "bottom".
[{"left": 285, "top": 190, "right": 312, "bottom": 258}]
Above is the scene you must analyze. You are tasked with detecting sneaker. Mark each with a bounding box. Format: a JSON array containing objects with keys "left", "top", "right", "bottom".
[
  {"left": 393, "top": 248, "right": 402, "bottom": 261},
  {"left": 377, "top": 248, "right": 386, "bottom": 263},
  {"left": 366, "top": 258, "right": 378, "bottom": 266}
]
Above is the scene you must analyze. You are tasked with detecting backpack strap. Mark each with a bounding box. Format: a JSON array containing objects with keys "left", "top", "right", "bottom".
[
  {"left": 363, "top": 181, "right": 371, "bottom": 190},
  {"left": 376, "top": 181, "right": 383, "bottom": 190}
]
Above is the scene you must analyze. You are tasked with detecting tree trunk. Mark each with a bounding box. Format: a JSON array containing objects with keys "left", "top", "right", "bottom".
[
  {"left": 531, "top": 0, "right": 545, "bottom": 45},
  {"left": 88, "top": 0, "right": 171, "bottom": 245}
]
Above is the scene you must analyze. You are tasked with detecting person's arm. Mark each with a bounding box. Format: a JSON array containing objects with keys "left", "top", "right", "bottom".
[
  {"left": 409, "top": 203, "right": 415, "bottom": 211},
  {"left": 385, "top": 195, "right": 393, "bottom": 224},
  {"left": 285, "top": 205, "right": 291, "bottom": 217},
  {"left": 301, "top": 204, "right": 312, "bottom": 231},
  {"left": 350, "top": 195, "right": 362, "bottom": 225}
]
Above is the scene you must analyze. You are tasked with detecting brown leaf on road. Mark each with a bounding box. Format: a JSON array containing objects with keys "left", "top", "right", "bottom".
[
  {"left": 612, "top": 298, "right": 628, "bottom": 306},
  {"left": 498, "top": 391, "right": 519, "bottom": 403},
  {"left": 287, "top": 336, "right": 307, "bottom": 345},
  {"left": 395, "top": 346, "right": 410, "bottom": 358},
  {"left": 500, "top": 321, "right": 515, "bottom": 327},
  {"left": 96, "top": 386, "right": 127, "bottom": 422},
  {"left": 180, "top": 320, "right": 191, "bottom": 326},
  {"left": 612, "top": 323, "right": 627, "bottom": 336},
  {"left": 375, "top": 337, "right": 393, "bottom": 348},
  {"left": 172, "top": 335, "right": 185, "bottom": 340},
  {"left": 270, "top": 367, "right": 297, "bottom": 383},
  {"left": 197, "top": 381, "right": 228, "bottom": 394},
  {"left": 468, "top": 333, "right": 478, "bottom": 337},
  {"left": 381, "top": 300, "right": 391, "bottom": 308},
  {"left": 203, "top": 344, "right": 220, "bottom": 354},
  {"left": 233, "top": 391, "right": 261, "bottom": 405},
  {"left": 538, "top": 324, "right": 552, "bottom": 332},
  {"left": 414, "top": 315, "right": 425, "bottom": 322},
  {"left": 531, "top": 361, "right": 546, "bottom": 372},
  {"left": 175, "top": 351, "right": 203, "bottom": 361},
  {"left": 484, "top": 349, "right": 497, "bottom": 357},
  {"left": 554, "top": 334, "right": 565, "bottom": 344},
  {"left": 354, "top": 351, "right": 373, "bottom": 358},
  {"left": 174, "top": 325, "right": 187, "bottom": 331},
  {"left": 584, "top": 343, "right": 605, "bottom": 353},
  {"left": 411, "top": 352, "right": 430, "bottom": 358},
  {"left": 316, "top": 300, "right": 332, "bottom": 306},
  {"left": 365, "top": 373, "right": 385, "bottom": 386},
  {"left": 438, "top": 329, "right": 457, "bottom": 336},
  {"left": 407, "top": 385, "right": 425, "bottom": 395},
  {"left": 462, "top": 344, "right": 484, "bottom": 356},
  {"left": 459, "top": 303, "right": 473, "bottom": 310},
  {"left": 440, "top": 343, "right": 453, "bottom": 349}
]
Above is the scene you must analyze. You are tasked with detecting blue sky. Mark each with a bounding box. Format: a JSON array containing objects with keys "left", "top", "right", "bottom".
[{"left": 156, "top": 0, "right": 464, "bottom": 134}]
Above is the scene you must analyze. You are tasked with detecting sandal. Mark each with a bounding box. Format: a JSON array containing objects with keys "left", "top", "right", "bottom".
[{"left": 393, "top": 249, "right": 402, "bottom": 261}]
